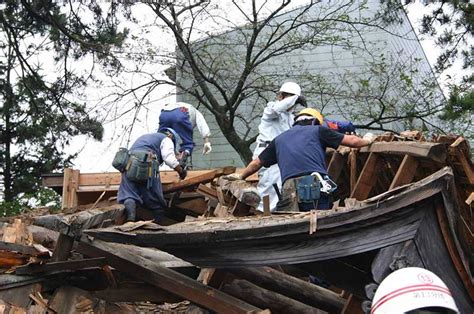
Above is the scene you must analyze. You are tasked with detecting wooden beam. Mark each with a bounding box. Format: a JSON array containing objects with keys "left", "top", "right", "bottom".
[
  {"left": 389, "top": 155, "right": 419, "bottom": 190},
  {"left": 163, "top": 167, "right": 236, "bottom": 193},
  {"left": 349, "top": 149, "right": 358, "bottom": 193},
  {"left": 77, "top": 238, "right": 261, "bottom": 313},
  {"left": 359, "top": 141, "right": 447, "bottom": 163},
  {"left": 196, "top": 184, "right": 218, "bottom": 201},
  {"left": 350, "top": 153, "right": 382, "bottom": 200},
  {"left": 15, "top": 258, "right": 106, "bottom": 276},
  {"left": 218, "top": 177, "right": 260, "bottom": 207},
  {"left": 222, "top": 279, "right": 323, "bottom": 314},
  {"left": 34, "top": 204, "right": 125, "bottom": 237},
  {"left": 435, "top": 203, "right": 474, "bottom": 299},
  {"left": 263, "top": 195, "right": 270, "bottom": 216},
  {"left": 62, "top": 168, "right": 80, "bottom": 209},
  {"left": 51, "top": 234, "right": 74, "bottom": 262},
  {"left": 327, "top": 150, "right": 345, "bottom": 181},
  {"left": 226, "top": 267, "right": 345, "bottom": 313}
]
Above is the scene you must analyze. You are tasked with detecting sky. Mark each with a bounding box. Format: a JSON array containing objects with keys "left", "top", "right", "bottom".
[{"left": 65, "top": 1, "right": 466, "bottom": 173}]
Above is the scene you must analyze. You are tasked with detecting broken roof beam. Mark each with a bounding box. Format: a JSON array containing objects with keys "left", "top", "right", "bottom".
[
  {"left": 163, "top": 166, "right": 236, "bottom": 193},
  {"left": 217, "top": 177, "right": 260, "bottom": 207},
  {"left": 33, "top": 204, "right": 124, "bottom": 237},
  {"left": 77, "top": 237, "right": 263, "bottom": 313},
  {"left": 359, "top": 141, "right": 447, "bottom": 163}
]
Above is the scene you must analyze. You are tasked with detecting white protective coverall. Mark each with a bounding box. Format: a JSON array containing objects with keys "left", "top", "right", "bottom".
[{"left": 253, "top": 94, "right": 299, "bottom": 211}]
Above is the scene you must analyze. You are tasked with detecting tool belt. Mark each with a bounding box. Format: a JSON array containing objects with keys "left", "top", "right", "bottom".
[
  {"left": 112, "top": 147, "right": 130, "bottom": 173},
  {"left": 275, "top": 173, "right": 337, "bottom": 212},
  {"left": 126, "top": 150, "right": 159, "bottom": 187}
]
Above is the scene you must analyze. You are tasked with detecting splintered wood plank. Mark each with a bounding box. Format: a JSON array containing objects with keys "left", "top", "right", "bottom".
[
  {"left": 389, "top": 155, "right": 419, "bottom": 190},
  {"left": 2, "top": 219, "right": 30, "bottom": 245},
  {"left": 77, "top": 238, "right": 261, "bottom": 314},
  {"left": 350, "top": 153, "right": 382, "bottom": 200},
  {"left": 34, "top": 204, "right": 125, "bottom": 237},
  {"left": 359, "top": 142, "right": 447, "bottom": 163},
  {"left": 218, "top": 177, "right": 260, "bottom": 207}
]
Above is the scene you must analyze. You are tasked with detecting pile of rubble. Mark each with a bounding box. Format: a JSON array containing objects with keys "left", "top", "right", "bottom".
[{"left": 0, "top": 132, "right": 471, "bottom": 313}]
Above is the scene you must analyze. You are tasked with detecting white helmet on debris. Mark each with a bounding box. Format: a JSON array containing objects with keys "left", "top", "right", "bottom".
[
  {"left": 279, "top": 82, "right": 301, "bottom": 96},
  {"left": 371, "top": 267, "right": 459, "bottom": 314}
]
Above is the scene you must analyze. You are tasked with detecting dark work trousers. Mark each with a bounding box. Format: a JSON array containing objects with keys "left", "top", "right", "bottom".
[
  {"left": 117, "top": 173, "right": 166, "bottom": 222},
  {"left": 159, "top": 108, "right": 195, "bottom": 153}
]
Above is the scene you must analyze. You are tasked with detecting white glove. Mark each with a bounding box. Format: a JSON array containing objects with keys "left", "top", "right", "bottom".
[
  {"left": 224, "top": 173, "right": 242, "bottom": 181},
  {"left": 203, "top": 142, "right": 212, "bottom": 155},
  {"left": 363, "top": 132, "right": 377, "bottom": 145}
]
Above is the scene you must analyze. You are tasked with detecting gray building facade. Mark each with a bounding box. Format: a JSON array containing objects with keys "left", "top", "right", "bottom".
[{"left": 176, "top": 0, "right": 443, "bottom": 169}]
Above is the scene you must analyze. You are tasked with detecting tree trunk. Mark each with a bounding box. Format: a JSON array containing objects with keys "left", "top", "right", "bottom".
[
  {"left": 216, "top": 115, "right": 253, "bottom": 164},
  {"left": 2, "top": 51, "right": 15, "bottom": 202}
]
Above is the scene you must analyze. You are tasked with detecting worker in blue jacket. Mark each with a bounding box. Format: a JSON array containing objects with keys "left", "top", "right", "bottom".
[
  {"left": 117, "top": 128, "right": 187, "bottom": 223},
  {"left": 227, "top": 109, "right": 376, "bottom": 211}
]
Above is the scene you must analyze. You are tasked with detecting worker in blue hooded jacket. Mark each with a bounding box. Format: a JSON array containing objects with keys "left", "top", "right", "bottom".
[{"left": 117, "top": 128, "right": 187, "bottom": 223}]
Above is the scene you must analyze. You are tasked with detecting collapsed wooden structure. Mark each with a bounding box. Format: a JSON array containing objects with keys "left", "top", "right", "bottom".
[{"left": 0, "top": 132, "right": 472, "bottom": 313}]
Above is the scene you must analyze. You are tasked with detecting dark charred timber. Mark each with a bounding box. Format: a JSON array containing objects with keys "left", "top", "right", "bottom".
[
  {"left": 221, "top": 279, "right": 325, "bottom": 314},
  {"left": 225, "top": 266, "right": 344, "bottom": 313},
  {"left": 77, "top": 238, "right": 262, "bottom": 314}
]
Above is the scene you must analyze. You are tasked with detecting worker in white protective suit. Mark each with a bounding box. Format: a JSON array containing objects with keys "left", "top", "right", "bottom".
[
  {"left": 252, "top": 82, "right": 307, "bottom": 212},
  {"left": 157, "top": 102, "right": 212, "bottom": 169}
]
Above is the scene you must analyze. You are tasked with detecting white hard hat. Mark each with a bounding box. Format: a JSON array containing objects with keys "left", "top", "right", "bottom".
[
  {"left": 279, "top": 82, "right": 301, "bottom": 96},
  {"left": 371, "top": 267, "right": 459, "bottom": 314}
]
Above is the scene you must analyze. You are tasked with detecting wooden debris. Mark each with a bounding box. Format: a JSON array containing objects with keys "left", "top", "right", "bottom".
[
  {"left": 77, "top": 237, "right": 262, "bottom": 313},
  {"left": 222, "top": 279, "right": 323, "bottom": 314},
  {"left": 226, "top": 267, "right": 345, "bottom": 312}
]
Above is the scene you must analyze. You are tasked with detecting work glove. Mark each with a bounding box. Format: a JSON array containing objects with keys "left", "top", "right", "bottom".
[
  {"left": 363, "top": 132, "right": 377, "bottom": 145},
  {"left": 224, "top": 173, "right": 242, "bottom": 181},
  {"left": 178, "top": 168, "right": 188, "bottom": 180},
  {"left": 295, "top": 95, "right": 308, "bottom": 107},
  {"left": 202, "top": 142, "right": 212, "bottom": 155}
]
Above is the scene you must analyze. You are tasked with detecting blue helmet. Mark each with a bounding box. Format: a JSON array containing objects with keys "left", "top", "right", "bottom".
[{"left": 158, "top": 127, "right": 180, "bottom": 149}]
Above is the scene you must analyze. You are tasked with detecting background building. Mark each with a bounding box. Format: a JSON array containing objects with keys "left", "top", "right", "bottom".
[{"left": 175, "top": 0, "right": 444, "bottom": 169}]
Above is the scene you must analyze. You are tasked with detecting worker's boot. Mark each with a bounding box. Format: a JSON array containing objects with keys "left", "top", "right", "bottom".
[{"left": 124, "top": 199, "right": 137, "bottom": 222}]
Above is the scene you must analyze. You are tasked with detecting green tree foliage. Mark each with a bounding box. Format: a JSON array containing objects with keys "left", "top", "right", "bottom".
[
  {"left": 0, "top": 1, "right": 127, "bottom": 205},
  {"left": 415, "top": 0, "right": 473, "bottom": 139}
]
